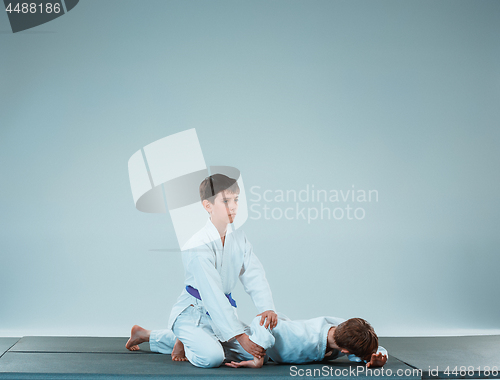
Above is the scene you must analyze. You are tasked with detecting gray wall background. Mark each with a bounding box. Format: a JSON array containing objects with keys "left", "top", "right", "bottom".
[{"left": 1, "top": 0, "right": 499, "bottom": 337}]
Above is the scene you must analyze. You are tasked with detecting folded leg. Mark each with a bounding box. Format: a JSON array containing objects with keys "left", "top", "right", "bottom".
[
  {"left": 149, "top": 329, "right": 176, "bottom": 354},
  {"left": 172, "top": 306, "right": 225, "bottom": 368}
]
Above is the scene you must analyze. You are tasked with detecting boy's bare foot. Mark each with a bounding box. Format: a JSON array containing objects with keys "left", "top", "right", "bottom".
[
  {"left": 126, "top": 325, "right": 151, "bottom": 351},
  {"left": 171, "top": 339, "right": 188, "bottom": 361}
]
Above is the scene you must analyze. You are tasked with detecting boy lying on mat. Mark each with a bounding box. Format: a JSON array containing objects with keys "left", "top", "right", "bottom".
[{"left": 226, "top": 314, "right": 388, "bottom": 368}]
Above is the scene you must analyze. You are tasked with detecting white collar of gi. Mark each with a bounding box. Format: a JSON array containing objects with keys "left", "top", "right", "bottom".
[{"left": 206, "top": 217, "right": 235, "bottom": 245}]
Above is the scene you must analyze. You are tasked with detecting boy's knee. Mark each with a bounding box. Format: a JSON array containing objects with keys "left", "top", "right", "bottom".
[{"left": 192, "top": 348, "right": 225, "bottom": 368}]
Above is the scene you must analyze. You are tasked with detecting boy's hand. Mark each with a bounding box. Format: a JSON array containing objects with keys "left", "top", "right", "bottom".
[
  {"left": 366, "top": 352, "right": 388, "bottom": 368},
  {"left": 225, "top": 356, "right": 264, "bottom": 368},
  {"left": 235, "top": 333, "right": 265, "bottom": 358},
  {"left": 257, "top": 310, "right": 278, "bottom": 330}
]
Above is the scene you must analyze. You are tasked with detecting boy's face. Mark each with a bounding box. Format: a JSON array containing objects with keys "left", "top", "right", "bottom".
[{"left": 207, "top": 190, "right": 239, "bottom": 225}]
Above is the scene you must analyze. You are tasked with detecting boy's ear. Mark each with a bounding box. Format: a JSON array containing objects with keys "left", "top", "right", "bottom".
[
  {"left": 202, "top": 199, "right": 212, "bottom": 213},
  {"left": 340, "top": 349, "right": 350, "bottom": 354}
]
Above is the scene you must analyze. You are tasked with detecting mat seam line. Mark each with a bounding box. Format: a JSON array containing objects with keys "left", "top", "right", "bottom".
[{"left": 0, "top": 339, "right": 21, "bottom": 359}]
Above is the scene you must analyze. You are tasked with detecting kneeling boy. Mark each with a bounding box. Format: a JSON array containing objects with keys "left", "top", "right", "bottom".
[{"left": 126, "top": 174, "right": 277, "bottom": 368}]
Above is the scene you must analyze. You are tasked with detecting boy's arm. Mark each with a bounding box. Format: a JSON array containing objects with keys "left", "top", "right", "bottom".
[
  {"left": 226, "top": 316, "right": 276, "bottom": 368},
  {"left": 188, "top": 251, "right": 265, "bottom": 357},
  {"left": 238, "top": 236, "right": 276, "bottom": 320},
  {"left": 187, "top": 249, "right": 246, "bottom": 341}
]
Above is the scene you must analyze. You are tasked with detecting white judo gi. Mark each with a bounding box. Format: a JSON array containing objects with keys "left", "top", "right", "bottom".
[
  {"left": 247, "top": 314, "right": 388, "bottom": 364},
  {"left": 149, "top": 218, "right": 275, "bottom": 368}
]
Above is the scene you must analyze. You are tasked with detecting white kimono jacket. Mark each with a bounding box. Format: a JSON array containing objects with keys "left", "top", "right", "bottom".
[
  {"left": 167, "top": 218, "right": 275, "bottom": 342},
  {"left": 249, "top": 315, "right": 388, "bottom": 364}
]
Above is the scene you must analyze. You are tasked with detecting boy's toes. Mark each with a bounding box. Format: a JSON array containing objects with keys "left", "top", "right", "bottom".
[{"left": 172, "top": 355, "right": 188, "bottom": 362}]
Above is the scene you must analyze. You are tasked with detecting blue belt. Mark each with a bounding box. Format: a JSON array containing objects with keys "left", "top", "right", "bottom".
[{"left": 186, "top": 285, "right": 237, "bottom": 308}]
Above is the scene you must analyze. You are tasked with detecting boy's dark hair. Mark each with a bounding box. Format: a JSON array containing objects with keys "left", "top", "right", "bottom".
[
  {"left": 334, "top": 318, "right": 378, "bottom": 361},
  {"left": 199, "top": 174, "right": 240, "bottom": 204}
]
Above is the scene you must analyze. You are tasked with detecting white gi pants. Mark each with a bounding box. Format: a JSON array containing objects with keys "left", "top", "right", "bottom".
[{"left": 150, "top": 305, "right": 253, "bottom": 368}]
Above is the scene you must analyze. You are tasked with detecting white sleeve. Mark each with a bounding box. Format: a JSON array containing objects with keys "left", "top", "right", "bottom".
[
  {"left": 238, "top": 235, "right": 275, "bottom": 313},
  {"left": 377, "top": 346, "right": 389, "bottom": 358},
  {"left": 248, "top": 316, "right": 275, "bottom": 350},
  {"left": 186, "top": 248, "right": 245, "bottom": 341}
]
